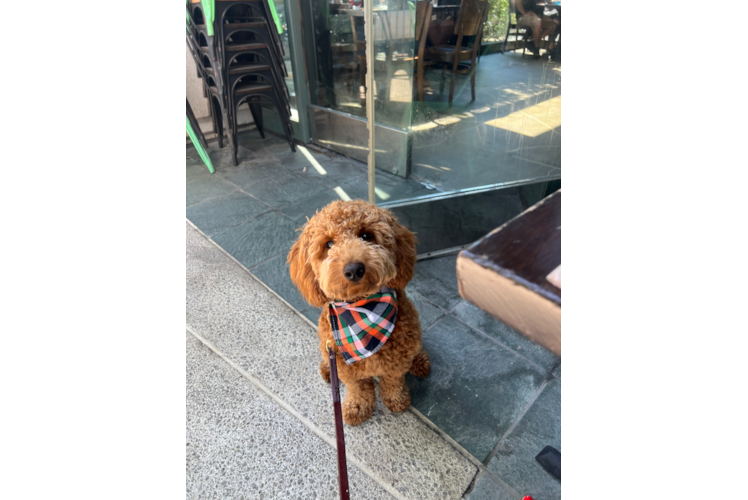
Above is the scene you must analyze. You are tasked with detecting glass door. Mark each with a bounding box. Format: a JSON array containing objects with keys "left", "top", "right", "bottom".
[
  {"left": 254, "top": 0, "right": 313, "bottom": 142},
  {"left": 302, "top": 0, "right": 412, "bottom": 178}
]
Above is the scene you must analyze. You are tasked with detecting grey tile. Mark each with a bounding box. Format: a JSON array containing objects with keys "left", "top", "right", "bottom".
[
  {"left": 465, "top": 473, "right": 517, "bottom": 500},
  {"left": 218, "top": 159, "right": 288, "bottom": 188},
  {"left": 552, "top": 364, "right": 560, "bottom": 380},
  {"left": 299, "top": 158, "right": 368, "bottom": 186},
  {"left": 556, "top": 363, "right": 577, "bottom": 450},
  {"left": 488, "top": 378, "right": 561, "bottom": 500},
  {"left": 301, "top": 307, "right": 323, "bottom": 325},
  {"left": 453, "top": 301, "right": 560, "bottom": 373},
  {"left": 187, "top": 223, "right": 477, "bottom": 499},
  {"left": 186, "top": 332, "right": 395, "bottom": 500},
  {"left": 278, "top": 145, "right": 341, "bottom": 174},
  {"left": 417, "top": 254, "right": 460, "bottom": 291},
  {"left": 407, "top": 254, "right": 462, "bottom": 311},
  {"left": 250, "top": 254, "right": 309, "bottom": 312},
  {"left": 186, "top": 191, "right": 272, "bottom": 237},
  {"left": 405, "top": 290, "right": 445, "bottom": 330},
  {"left": 207, "top": 144, "right": 258, "bottom": 171},
  {"left": 186, "top": 146, "right": 203, "bottom": 167},
  {"left": 219, "top": 144, "right": 263, "bottom": 169},
  {"left": 406, "top": 315, "right": 546, "bottom": 461},
  {"left": 277, "top": 188, "right": 347, "bottom": 224},
  {"left": 238, "top": 133, "right": 293, "bottom": 159},
  {"left": 186, "top": 165, "right": 238, "bottom": 207},
  {"left": 327, "top": 179, "right": 370, "bottom": 202},
  {"left": 211, "top": 211, "right": 300, "bottom": 269},
  {"left": 242, "top": 171, "right": 330, "bottom": 209}
]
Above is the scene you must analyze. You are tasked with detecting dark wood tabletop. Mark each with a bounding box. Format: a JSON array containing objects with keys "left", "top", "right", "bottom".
[{"left": 464, "top": 190, "right": 560, "bottom": 305}]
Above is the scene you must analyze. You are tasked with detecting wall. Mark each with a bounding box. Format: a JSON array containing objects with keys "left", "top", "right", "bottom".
[{"left": 186, "top": 45, "right": 210, "bottom": 119}]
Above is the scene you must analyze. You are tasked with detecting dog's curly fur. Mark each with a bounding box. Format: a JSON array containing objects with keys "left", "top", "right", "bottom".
[{"left": 288, "top": 200, "right": 430, "bottom": 425}]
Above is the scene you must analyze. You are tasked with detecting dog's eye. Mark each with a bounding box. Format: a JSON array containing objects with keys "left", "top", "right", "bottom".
[
  {"left": 361, "top": 232, "right": 374, "bottom": 242},
  {"left": 326, "top": 240, "right": 334, "bottom": 249}
]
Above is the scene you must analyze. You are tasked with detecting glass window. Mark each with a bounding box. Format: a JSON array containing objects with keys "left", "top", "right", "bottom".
[{"left": 372, "top": 0, "right": 561, "bottom": 204}]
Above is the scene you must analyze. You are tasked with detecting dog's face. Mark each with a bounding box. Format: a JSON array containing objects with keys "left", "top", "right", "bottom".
[{"left": 288, "top": 200, "right": 416, "bottom": 306}]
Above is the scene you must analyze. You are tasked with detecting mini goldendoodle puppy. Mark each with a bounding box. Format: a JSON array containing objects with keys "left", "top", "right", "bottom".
[{"left": 288, "top": 200, "right": 430, "bottom": 426}]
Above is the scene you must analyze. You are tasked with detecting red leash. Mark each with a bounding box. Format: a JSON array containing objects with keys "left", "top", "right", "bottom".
[{"left": 328, "top": 341, "right": 350, "bottom": 500}]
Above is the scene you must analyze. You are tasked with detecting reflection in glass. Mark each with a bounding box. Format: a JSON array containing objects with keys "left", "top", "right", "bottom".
[
  {"left": 274, "top": 0, "right": 298, "bottom": 120},
  {"left": 306, "top": 0, "right": 561, "bottom": 204}
]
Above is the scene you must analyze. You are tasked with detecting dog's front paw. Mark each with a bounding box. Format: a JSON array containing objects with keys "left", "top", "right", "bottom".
[
  {"left": 342, "top": 396, "right": 375, "bottom": 426},
  {"left": 319, "top": 360, "right": 331, "bottom": 383},
  {"left": 381, "top": 383, "right": 411, "bottom": 413},
  {"left": 409, "top": 349, "right": 431, "bottom": 378}
]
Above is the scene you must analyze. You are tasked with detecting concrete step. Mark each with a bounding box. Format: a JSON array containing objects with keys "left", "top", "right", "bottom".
[{"left": 187, "top": 330, "right": 395, "bottom": 499}]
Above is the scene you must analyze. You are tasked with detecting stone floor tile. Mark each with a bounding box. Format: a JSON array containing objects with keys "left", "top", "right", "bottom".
[
  {"left": 210, "top": 211, "right": 298, "bottom": 269},
  {"left": 186, "top": 191, "right": 272, "bottom": 237}
]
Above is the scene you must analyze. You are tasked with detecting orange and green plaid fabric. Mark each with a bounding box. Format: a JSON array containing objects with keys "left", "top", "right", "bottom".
[{"left": 328, "top": 287, "right": 398, "bottom": 365}]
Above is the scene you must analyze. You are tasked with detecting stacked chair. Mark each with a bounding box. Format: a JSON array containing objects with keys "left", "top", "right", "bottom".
[{"left": 186, "top": 0, "right": 296, "bottom": 167}]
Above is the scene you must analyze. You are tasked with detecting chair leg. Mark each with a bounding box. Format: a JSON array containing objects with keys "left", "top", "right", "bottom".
[
  {"left": 248, "top": 103, "right": 265, "bottom": 139},
  {"left": 285, "top": 124, "right": 296, "bottom": 152},
  {"left": 224, "top": 95, "right": 238, "bottom": 157},
  {"left": 448, "top": 59, "right": 459, "bottom": 106},
  {"left": 469, "top": 41, "right": 480, "bottom": 103},
  {"left": 187, "top": 99, "right": 208, "bottom": 151},
  {"left": 269, "top": 96, "right": 296, "bottom": 152},
  {"left": 417, "top": 60, "right": 425, "bottom": 104},
  {"left": 228, "top": 102, "right": 240, "bottom": 166},
  {"left": 208, "top": 97, "right": 218, "bottom": 139},
  {"left": 471, "top": 68, "right": 476, "bottom": 102},
  {"left": 448, "top": 72, "right": 456, "bottom": 106},
  {"left": 277, "top": 104, "right": 296, "bottom": 152},
  {"left": 215, "top": 106, "right": 224, "bottom": 149}
]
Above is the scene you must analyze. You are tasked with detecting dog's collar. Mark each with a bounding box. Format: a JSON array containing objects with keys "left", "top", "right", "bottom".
[{"left": 328, "top": 287, "right": 397, "bottom": 365}]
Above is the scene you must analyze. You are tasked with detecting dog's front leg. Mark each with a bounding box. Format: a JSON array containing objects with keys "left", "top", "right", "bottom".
[
  {"left": 319, "top": 360, "right": 331, "bottom": 383},
  {"left": 317, "top": 336, "right": 333, "bottom": 383},
  {"left": 340, "top": 377, "right": 376, "bottom": 426},
  {"left": 379, "top": 373, "right": 411, "bottom": 413}
]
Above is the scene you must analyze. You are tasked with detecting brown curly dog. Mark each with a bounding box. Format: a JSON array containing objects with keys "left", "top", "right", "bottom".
[{"left": 287, "top": 200, "right": 431, "bottom": 426}]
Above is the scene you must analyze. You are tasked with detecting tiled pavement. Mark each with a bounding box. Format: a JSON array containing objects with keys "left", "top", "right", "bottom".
[{"left": 187, "top": 138, "right": 561, "bottom": 499}]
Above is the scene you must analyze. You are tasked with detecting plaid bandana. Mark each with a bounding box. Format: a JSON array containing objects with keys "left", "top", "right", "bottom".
[{"left": 328, "top": 287, "right": 398, "bottom": 365}]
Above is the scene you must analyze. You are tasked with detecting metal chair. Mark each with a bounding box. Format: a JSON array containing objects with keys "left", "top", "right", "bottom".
[
  {"left": 423, "top": 0, "right": 489, "bottom": 106},
  {"left": 187, "top": 0, "right": 295, "bottom": 165}
]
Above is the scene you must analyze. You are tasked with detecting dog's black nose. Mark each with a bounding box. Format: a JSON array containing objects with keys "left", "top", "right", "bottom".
[{"left": 343, "top": 262, "right": 366, "bottom": 282}]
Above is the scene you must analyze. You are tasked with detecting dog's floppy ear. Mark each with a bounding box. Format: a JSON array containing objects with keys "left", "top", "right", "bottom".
[
  {"left": 386, "top": 220, "right": 417, "bottom": 289},
  {"left": 288, "top": 231, "right": 328, "bottom": 308}
]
